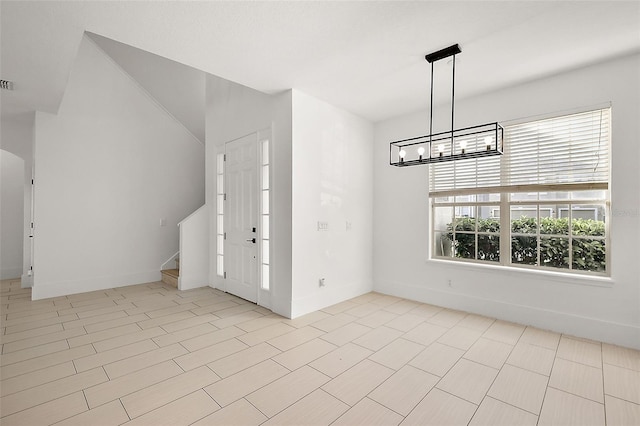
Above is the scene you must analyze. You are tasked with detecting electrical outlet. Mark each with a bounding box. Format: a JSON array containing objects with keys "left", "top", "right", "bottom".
[
  {"left": 319, "top": 278, "right": 326, "bottom": 287},
  {"left": 447, "top": 279, "right": 452, "bottom": 287},
  {"left": 346, "top": 221, "right": 352, "bottom": 231},
  {"left": 317, "top": 221, "right": 329, "bottom": 231}
]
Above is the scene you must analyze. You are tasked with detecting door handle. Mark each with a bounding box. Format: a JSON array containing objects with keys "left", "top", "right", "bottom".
[{"left": 245, "top": 238, "right": 256, "bottom": 243}]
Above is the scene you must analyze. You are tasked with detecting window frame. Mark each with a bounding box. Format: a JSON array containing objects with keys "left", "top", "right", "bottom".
[
  {"left": 216, "top": 152, "right": 225, "bottom": 278},
  {"left": 260, "top": 137, "right": 271, "bottom": 291},
  {"left": 429, "top": 106, "right": 611, "bottom": 277}
]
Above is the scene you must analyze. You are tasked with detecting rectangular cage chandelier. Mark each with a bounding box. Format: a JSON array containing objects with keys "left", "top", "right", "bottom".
[{"left": 390, "top": 44, "right": 503, "bottom": 167}]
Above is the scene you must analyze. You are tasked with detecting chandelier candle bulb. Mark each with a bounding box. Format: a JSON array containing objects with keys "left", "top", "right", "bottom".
[
  {"left": 438, "top": 144, "right": 444, "bottom": 157},
  {"left": 399, "top": 149, "right": 406, "bottom": 163},
  {"left": 460, "top": 140, "right": 467, "bottom": 154},
  {"left": 417, "top": 147, "right": 425, "bottom": 160},
  {"left": 485, "top": 136, "right": 492, "bottom": 151}
]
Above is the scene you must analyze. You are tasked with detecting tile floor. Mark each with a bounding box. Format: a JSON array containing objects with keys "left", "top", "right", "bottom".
[{"left": 1, "top": 278, "right": 639, "bottom": 425}]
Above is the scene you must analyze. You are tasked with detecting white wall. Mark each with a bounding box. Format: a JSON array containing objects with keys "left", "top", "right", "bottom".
[
  {"left": 178, "top": 205, "right": 209, "bottom": 290},
  {"left": 1, "top": 113, "right": 35, "bottom": 286},
  {"left": 290, "top": 90, "right": 374, "bottom": 317},
  {"left": 32, "top": 35, "right": 204, "bottom": 299},
  {"left": 374, "top": 53, "right": 640, "bottom": 349},
  {"left": 89, "top": 33, "right": 206, "bottom": 143},
  {"left": 204, "top": 83, "right": 374, "bottom": 318},
  {"left": 205, "top": 74, "right": 293, "bottom": 317},
  {"left": 0, "top": 150, "right": 24, "bottom": 279},
  {"left": 271, "top": 91, "right": 294, "bottom": 318}
]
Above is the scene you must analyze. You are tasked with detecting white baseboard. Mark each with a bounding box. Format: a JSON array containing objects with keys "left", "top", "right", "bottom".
[
  {"left": 206, "top": 281, "right": 292, "bottom": 319},
  {"left": 291, "top": 281, "right": 372, "bottom": 319},
  {"left": 271, "top": 293, "right": 292, "bottom": 319},
  {"left": 178, "top": 274, "right": 208, "bottom": 291},
  {"left": 0, "top": 267, "right": 23, "bottom": 280},
  {"left": 31, "top": 270, "right": 162, "bottom": 300},
  {"left": 21, "top": 273, "right": 33, "bottom": 288},
  {"left": 375, "top": 280, "right": 640, "bottom": 350}
]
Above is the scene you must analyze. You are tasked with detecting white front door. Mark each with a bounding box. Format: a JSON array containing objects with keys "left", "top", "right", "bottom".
[{"left": 224, "top": 133, "right": 259, "bottom": 303}]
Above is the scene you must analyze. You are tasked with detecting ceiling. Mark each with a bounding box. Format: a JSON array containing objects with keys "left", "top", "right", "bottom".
[
  {"left": 88, "top": 32, "right": 206, "bottom": 143},
  {"left": 1, "top": 1, "right": 639, "bottom": 124}
]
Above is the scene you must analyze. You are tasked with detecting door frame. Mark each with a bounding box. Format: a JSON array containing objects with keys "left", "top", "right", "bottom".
[{"left": 220, "top": 128, "right": 271, "bottom": 309}]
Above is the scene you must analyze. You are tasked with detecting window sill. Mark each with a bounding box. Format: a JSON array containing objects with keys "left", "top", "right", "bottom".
[{"left": 426, "top": 258, "right": 614, "bottom": 288}]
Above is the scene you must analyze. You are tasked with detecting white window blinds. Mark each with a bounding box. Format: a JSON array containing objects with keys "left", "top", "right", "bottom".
[{"left": 429, "top": 108, "right": 610, "bottom": 195}]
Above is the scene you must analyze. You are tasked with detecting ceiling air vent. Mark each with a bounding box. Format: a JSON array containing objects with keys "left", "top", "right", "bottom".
[{"left": 1, "top": 80, "right": 14, "bottom": 90}]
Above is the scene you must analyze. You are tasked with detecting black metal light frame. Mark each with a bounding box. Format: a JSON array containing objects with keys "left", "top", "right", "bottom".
[{"left": 390, "top": 44, "right": 504, "bottom": 167}]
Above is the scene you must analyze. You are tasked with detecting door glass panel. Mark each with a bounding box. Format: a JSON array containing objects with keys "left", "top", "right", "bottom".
[
  {"left": 262, "top": 215, "right": 269, "bottom": 239},
  {"left": 262, "top": 165, "right": 269, "bottom": 190},
  {"left": 217, "top": 195, "right": 224, "bottom": 215},
  {"left": 262, "top": 240, "right": 270, "bottom": 264},
  {"left": 262, "top": 264, "right": 270, "bottom": 290},
  {"left": 217, "top": 235, "right": 224, "bottom": 255}
]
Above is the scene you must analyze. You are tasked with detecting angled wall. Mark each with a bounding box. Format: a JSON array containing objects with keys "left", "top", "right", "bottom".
[{"left": 32, "top": 35, "right": 204, "bottom": 299}]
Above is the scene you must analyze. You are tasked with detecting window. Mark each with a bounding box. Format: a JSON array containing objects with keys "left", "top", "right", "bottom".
[
  {"left": 431, "top": 108, "right": 610, "bottom": 275},
  {"left": 260, "top": 138, "right": 270, "bottom": 290},
  {"left": 216, "top": 153, "right": 225, "bottom": 277}
]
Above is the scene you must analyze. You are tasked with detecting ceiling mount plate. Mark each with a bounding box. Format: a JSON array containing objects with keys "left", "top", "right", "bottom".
[{"left": 425, "top": 44, "right": 461, "bottom": 63}]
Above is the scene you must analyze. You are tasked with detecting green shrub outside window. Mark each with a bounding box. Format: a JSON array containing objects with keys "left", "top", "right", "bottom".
[{"left": 444, "top": 216, "right": 606, "bottom": 272}]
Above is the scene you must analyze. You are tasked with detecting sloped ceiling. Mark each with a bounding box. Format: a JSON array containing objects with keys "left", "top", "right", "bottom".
[
  {"left": 1, "top": 1, "right": 639, "bottom": 123},
  {"left": 88, "top": 33, "right": 205, "bottom": 143}
]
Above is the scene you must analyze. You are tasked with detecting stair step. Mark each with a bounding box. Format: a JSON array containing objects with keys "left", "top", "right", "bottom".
[
  {"left": 161, "top": 269, "right": 179, "bottom": 288},
  {"left": 162, "top": 269, "right": 179, "bottom": 278}
]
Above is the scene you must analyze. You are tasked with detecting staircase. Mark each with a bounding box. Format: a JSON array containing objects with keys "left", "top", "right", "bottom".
[{"left": 161, "top": 258, "right": 179, "bottom": 287}]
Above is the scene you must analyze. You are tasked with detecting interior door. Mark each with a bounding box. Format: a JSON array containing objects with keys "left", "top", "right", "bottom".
[{"left": 224, "top": 133, "right": 259, "bottom": 303}]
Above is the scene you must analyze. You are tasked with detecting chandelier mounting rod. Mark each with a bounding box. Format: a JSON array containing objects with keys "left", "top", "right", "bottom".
[{"left": 426, "top": 44, "right": 461, "bottom": 157}]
